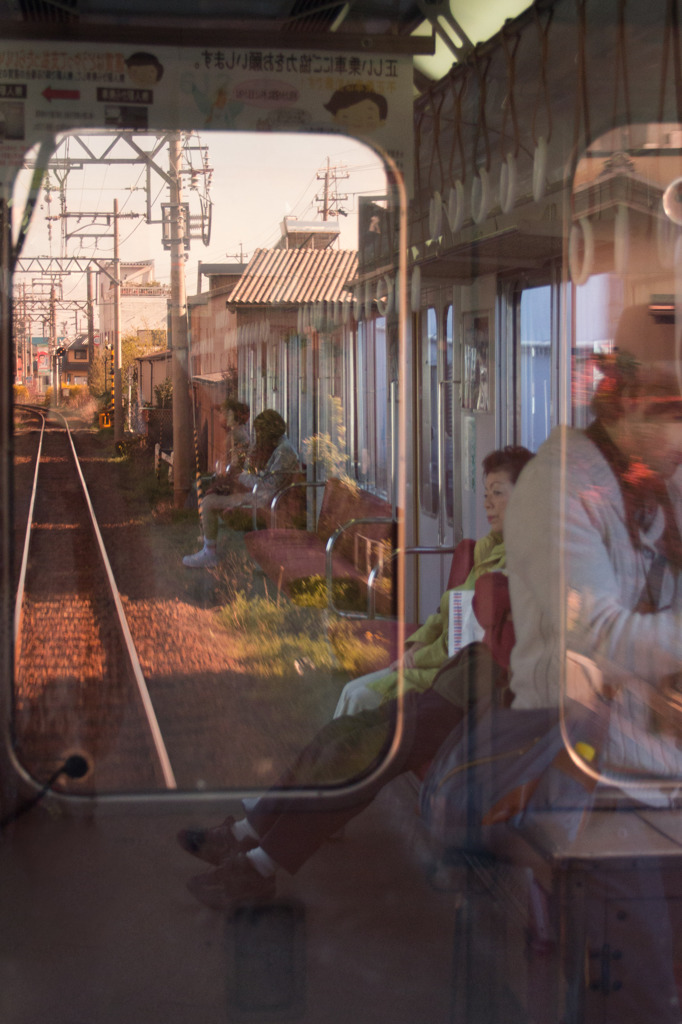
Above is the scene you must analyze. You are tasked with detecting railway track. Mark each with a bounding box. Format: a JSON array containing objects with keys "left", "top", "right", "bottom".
[
  {"left": 12, "top": 407, "right": 176, "bottom": 793},
  {"left": 12, "top": 407, "right": 341, "bottom": 798}
]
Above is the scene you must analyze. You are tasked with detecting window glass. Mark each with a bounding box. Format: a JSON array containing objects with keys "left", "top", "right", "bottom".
[
  {"left": 562, "top": 124, "right": 682, "bottom": 789},
  {"left": 11, "top": 129, "right": 397, "bottom": 796},
  {"left": 355, "top": 316, "right": 388, "bottom": 496},
  {"left": 419, "top": 307, "right": 439, "bottom": 515},
  {"left": 442, "top": 305, "right": 454, "bottom": 523},
  {"left": 519, "top": 285, "right": 552, "bottom": 450},
  {"left": 571, "top": 273, "right": 623, "bottom": 427}
]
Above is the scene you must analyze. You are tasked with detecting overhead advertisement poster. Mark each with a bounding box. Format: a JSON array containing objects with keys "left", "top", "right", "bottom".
[{"left": 0, "top": 41, "right": 414, "bottom": 190}]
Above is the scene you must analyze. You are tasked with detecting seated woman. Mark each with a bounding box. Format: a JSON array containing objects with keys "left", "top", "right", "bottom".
[
  {"left": 177, "top": 447, "right": 534, "bottom": 911},
  {"left": 183, "top": 409, "right": 301, "bottom": 568},
  {"left": 334, "top": 445, "right": 533, "bottom": 716}
]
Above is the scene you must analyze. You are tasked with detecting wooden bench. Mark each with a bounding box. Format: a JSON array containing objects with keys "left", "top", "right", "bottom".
[{"left": 244, "top": 477, "right": 395, "bottom": 615}]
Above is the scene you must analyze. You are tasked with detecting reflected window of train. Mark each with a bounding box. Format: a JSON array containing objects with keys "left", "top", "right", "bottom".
[
  {"left": 419, "top": 307, "right": 438, "bottom": 515},
  {"left": 355, "top": 316, "right": 388, "bottom": 496},
  {"left": 519, "top": 286, "right": 552, "bottom": 451},
  {"left": 572, "top": 273, "right": 623, "bottom": 428},
  {"left": 443, "top": 305, "right": 454, "bottom": 523}
]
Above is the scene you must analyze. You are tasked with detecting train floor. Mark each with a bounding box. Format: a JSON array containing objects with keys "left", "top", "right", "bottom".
[{"left": 0, "top": 772, "right": 465, "bottom": 1024}]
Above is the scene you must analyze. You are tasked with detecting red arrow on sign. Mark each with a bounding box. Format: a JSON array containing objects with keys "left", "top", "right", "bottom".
[{"left": 42, "top": 87, "right": 80, "bottom": 102}]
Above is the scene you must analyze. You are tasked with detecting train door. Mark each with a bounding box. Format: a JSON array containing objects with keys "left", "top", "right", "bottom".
[{"left": 413, "top": 291, "right": 461, "bottom": 620}]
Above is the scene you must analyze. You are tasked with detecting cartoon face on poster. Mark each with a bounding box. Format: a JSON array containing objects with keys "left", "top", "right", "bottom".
[{"left": 0, "top": 41, "right": 413, "bottom": 193}]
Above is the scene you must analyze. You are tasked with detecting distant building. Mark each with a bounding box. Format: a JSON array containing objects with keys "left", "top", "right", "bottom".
[
  {"left": 61, "top": 333, "right": 91, "bottom": 386},
  {"left": 186, "top": 232, "right": 356, "bottom": 471},
  {"left": 97, "top": 260, "right": 170, "bottom": 347}
]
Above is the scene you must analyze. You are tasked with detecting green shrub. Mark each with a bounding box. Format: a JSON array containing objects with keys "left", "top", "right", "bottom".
[
  {"left": 326, "top": 619, "right": 393, "bottom": 676},
  {"left": 13, "top": 384, "right": 29, "bottom": 403},
  {"left": 288, "top": 574, "right": 366, "bottom": 612},
  {"left": 217, "top": 592, "right": 337, "bottom": 678}
]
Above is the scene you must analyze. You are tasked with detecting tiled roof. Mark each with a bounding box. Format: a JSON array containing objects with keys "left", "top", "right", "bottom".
[{"left": 227, "top": 247, "right": 357, "bottom": 306}]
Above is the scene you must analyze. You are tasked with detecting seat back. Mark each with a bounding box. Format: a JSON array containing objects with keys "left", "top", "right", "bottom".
[
  {"left": 316, "top": 478, "right": 393, "bottom": 564},
  {"left": 446, "top": 538, "right": 477, "bottom": 589},
  {"left": 472, "top": 571, "right": 515, "bottom": 682}
]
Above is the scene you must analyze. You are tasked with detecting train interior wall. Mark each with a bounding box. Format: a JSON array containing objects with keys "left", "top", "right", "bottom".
[{"left": 6, "top": 2, "right": 682, "bottom": 1022}]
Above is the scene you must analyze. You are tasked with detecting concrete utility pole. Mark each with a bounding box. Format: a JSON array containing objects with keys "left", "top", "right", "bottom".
[
  {"left": 49, "top": 283, "right": 57, "bottom": 401},
  {"left": 86, "top": 270, "right": 95, "bottom": 367},
  {"left": 315, "top": 158, "right": 349, "bottom": 221},
  {"left": 112, "top": 199, "right": 122, "bottom": 444},
  {"left": 168, "top": 132, "right": 192, "bottom": 508}
]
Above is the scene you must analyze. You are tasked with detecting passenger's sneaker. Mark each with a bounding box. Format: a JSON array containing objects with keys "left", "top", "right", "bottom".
[
  {"left": 182, "top": 547, "right": 220, "bottom": 568},
  {"left": 176, "top": 815, "right": 257, "bottom": 866},
  {"left": 186, "top": 852, "right": 276, "bottom": 910}
]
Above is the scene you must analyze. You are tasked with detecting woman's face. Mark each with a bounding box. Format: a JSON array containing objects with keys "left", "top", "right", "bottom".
[{"left": 483, "top": 469, "right": 515, "bottom": 535}]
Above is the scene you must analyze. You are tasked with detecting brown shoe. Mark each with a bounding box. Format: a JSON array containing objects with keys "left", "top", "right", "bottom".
[
  {"left": 186, "top": 852, "right": 276, "bottom": 911},
  {"left": 176, "top": 816, "right": 257, "bottom": 866}
]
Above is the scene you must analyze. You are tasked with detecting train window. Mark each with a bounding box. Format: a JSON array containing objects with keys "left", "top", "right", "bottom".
[
  {"left": 355, "top": 315, "right": 389, "bottom": 496},
  {"left": 11, "top": 125, "right": 403, "bottom": 796},
  {"left": 419, "top": 306, "right": 439, "bottom": 516},
  {"left": 442, "top": 305, "right": 454, "bottom": 523},
  {"left": 559, "top": 123, "right": 682, "bottom": 787},
  {"left": 519, "top": 285, "right": 552, "bottom": 451},
  {"left": 571, "top": 273, "right": 622, "bottom": 428}
]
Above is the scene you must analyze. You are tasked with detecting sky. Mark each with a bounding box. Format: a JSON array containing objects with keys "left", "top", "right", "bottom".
[{"left": 11, "top": 129, "right": 387, "bottom": 329}]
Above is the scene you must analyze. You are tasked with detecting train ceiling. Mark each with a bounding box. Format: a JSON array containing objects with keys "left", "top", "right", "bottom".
[{"left": 0, "top": 0, "right": 535, "bottom": 92}]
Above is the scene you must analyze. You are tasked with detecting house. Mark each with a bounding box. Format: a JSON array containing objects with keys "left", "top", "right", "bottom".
[
  {"left": 186, "top": 222, "right": 357, "bottom": 473},
  {"left": 97, "top": 260, "right": 170, "bottom": 347},
  {"left": 60, "top": 333, "right": 91, "bottom": 386}
]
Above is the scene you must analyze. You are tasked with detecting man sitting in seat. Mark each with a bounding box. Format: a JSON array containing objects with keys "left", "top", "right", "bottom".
[
  {"left": 334, "top": 445, "right": 533, "bottom": 716},
  {"left": 183, "top": 409, "right": 300, "bottom": 568}
]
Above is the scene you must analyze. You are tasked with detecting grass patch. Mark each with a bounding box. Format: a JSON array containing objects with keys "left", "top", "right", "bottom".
[
  {"left": 217, "top": 592, "right": 339, "bottom": 678},
  {"left": 327, "top": 619, "right": 394, "bottom": 676},
  {"left": 288, "top": 574, "right": 367, "bottom": 613}
]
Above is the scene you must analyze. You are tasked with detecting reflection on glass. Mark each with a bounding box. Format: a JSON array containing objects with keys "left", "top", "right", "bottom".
[
  {"left": 420, "top": 306, "right": 438, "bottom": 516},
  {"left": 519, "top": 285, "right": 551, "bottom": 451},
  {"left": 11, "top": 129, "right": 399, "bottom": 794},
  {"left": 560, "top": 126, "right": 682, "bottom": 786}
]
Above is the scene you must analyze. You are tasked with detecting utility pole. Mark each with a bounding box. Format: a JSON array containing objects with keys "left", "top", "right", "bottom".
[
  {"left": 315, "top": 158, "right": 349, "bottom": 221},
  {"left": 86, "top": 270, "right": 94, "bottom": 367},
  {"left": 49, "top": 283, "right": 57, "bottom": 403},
  {"left": 113, "top": 199, "right": 122, "bottom": 444},
  {"left": 168, "top": 132, "right": 192, "bottom": 508}
]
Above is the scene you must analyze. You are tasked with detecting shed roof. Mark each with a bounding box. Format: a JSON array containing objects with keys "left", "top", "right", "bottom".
[{"left": 227, "top": 247, "right": 357, "bottom": 307}]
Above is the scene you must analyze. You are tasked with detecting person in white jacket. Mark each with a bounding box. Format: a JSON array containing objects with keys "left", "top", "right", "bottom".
[
  {"left": 500, "top": 303, "right": 682, "bottom": 1023},
  {"left": 180, "top": 306, "right": 682, "bottom": 1024}
]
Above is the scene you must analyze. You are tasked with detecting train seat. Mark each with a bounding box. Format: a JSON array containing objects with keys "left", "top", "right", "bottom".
[
  {"left": 331, "top": 538, "right": 478, "bottom": 674},
  {"left": 244, "top": 477, "right": 394, "bottom": 614}
]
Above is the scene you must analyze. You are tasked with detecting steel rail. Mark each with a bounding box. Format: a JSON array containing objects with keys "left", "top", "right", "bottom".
[
  {"left": 15, "top": 407, "right": 178, "bottom": 790},
  {"left": 13, "top": 405, "right": 46, "bottom": 663}
]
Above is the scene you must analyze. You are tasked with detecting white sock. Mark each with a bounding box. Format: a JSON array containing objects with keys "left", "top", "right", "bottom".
[
  {"left": 246, "top": 847, "right": 277, "bottom": 878},
  {"left": 231, "top": 818, "right": 258, "bottom": 842}
]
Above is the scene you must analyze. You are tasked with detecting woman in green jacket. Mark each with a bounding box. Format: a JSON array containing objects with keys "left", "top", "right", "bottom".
[{"left": 333, "top": 446, "right": 532, "bottom": 717}]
